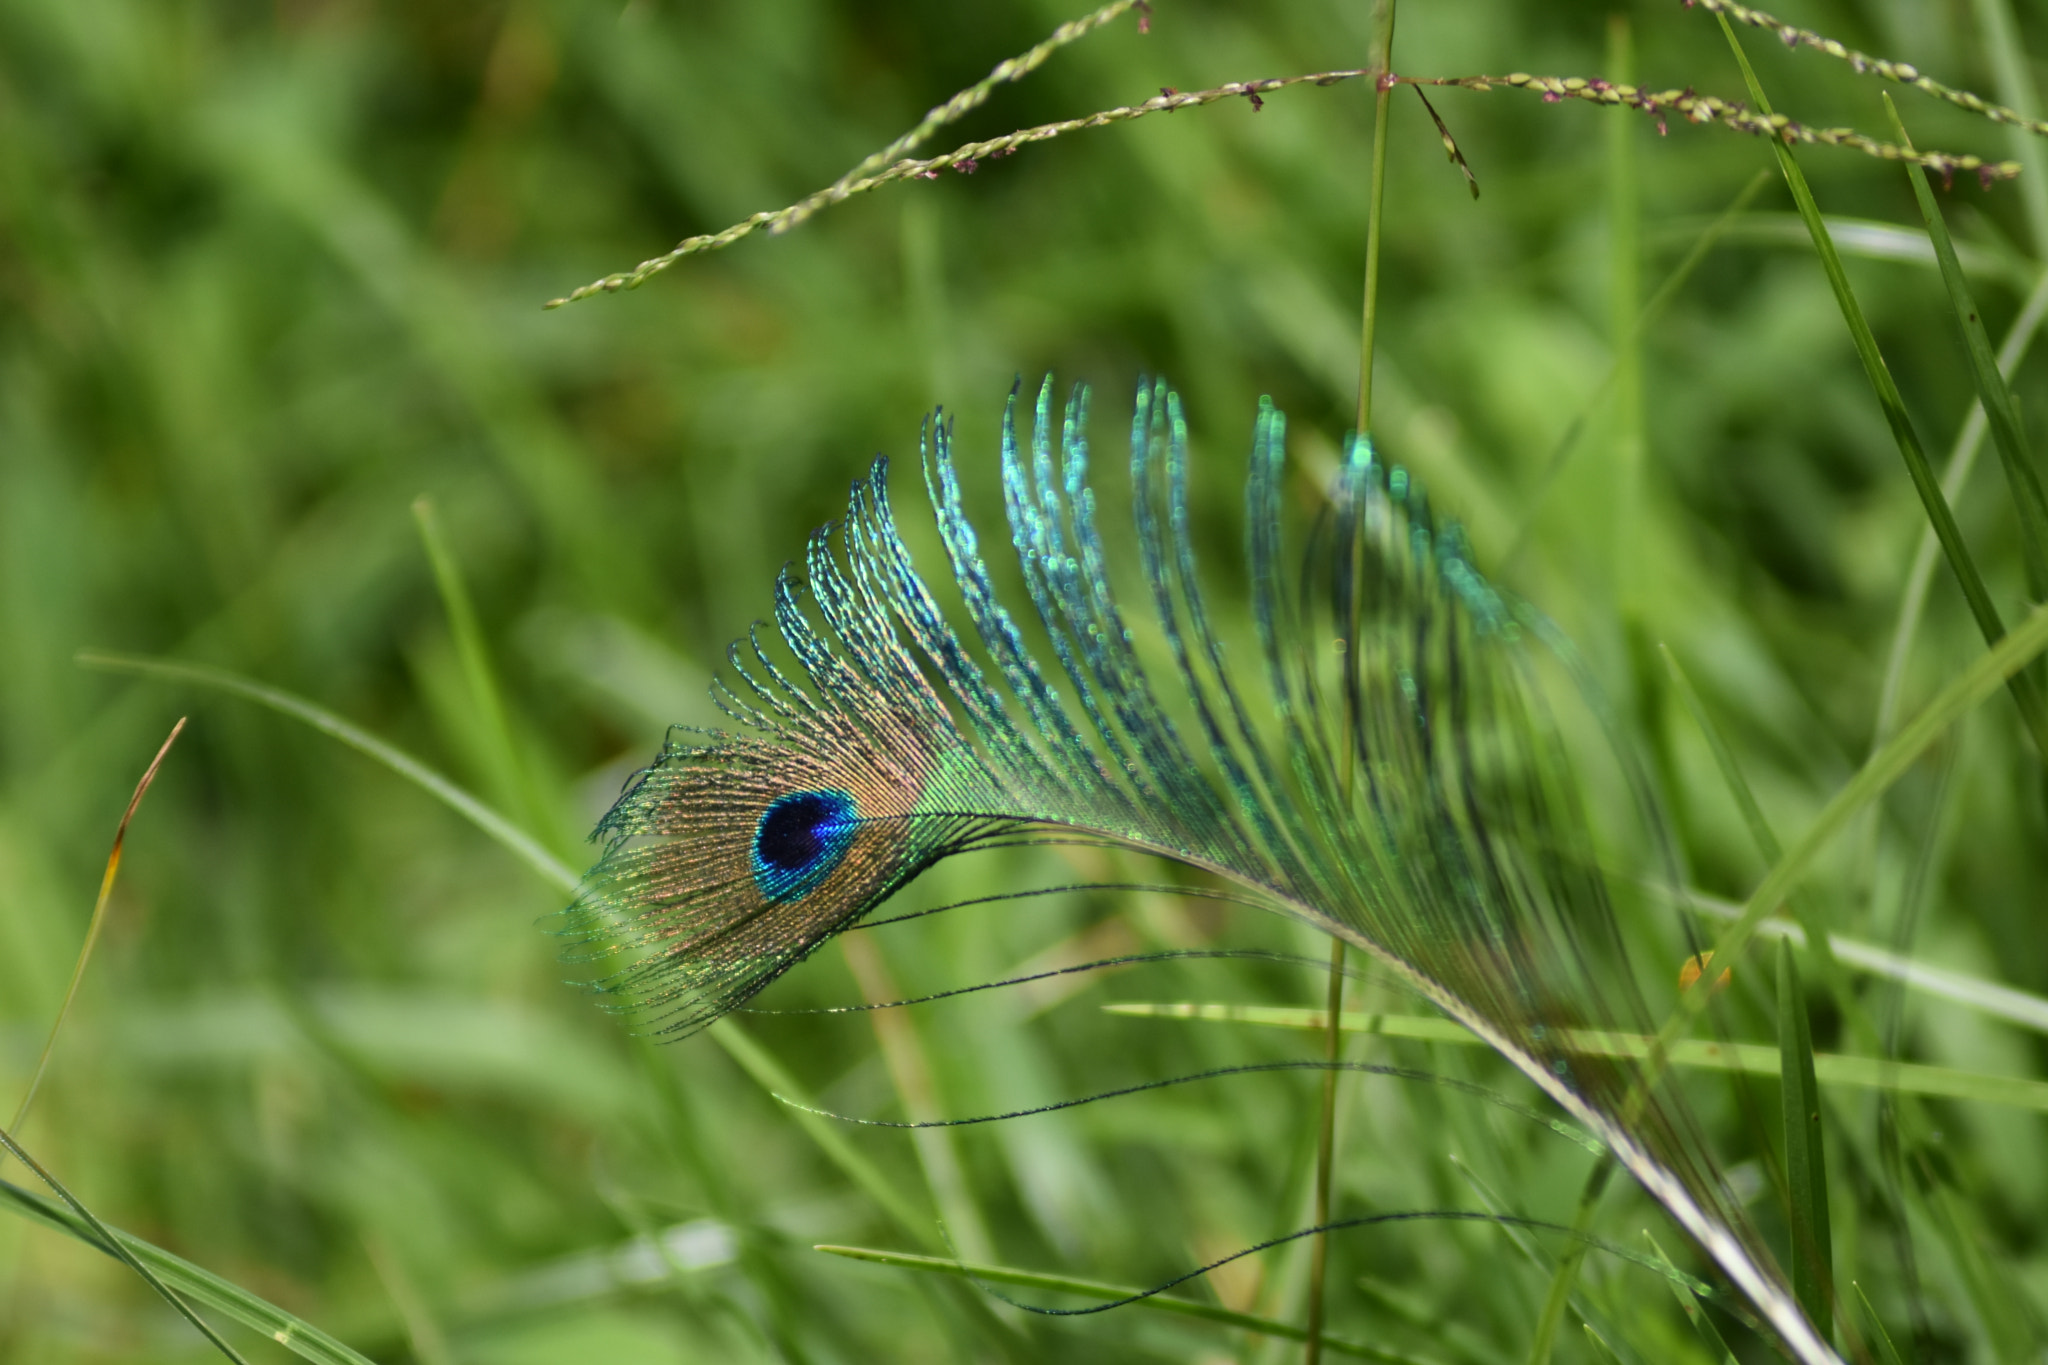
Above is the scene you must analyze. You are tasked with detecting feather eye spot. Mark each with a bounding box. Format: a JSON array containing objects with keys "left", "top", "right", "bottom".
[{"left": 752, "top": 790, "right": 859, "bottom": 901}]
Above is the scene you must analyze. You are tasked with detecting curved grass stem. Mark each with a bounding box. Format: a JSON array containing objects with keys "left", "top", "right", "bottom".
[{"left": 8, "top": 717, "right": 184, "bottom": 1142}]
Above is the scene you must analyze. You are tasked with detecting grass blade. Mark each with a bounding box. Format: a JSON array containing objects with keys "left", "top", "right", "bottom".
[
  {"left": 711, "top": 1021, "right": 936, "bottom": 1249},
  {"left": 1644, "top": 1231, "right": 1742, "bottom": 1365},
  {"left": 1777, "top": 941, "right": 1834, "bottom": 1341},
  {"left": 413, "top": 497, "right": 559, "bottom": 849},
  {"left": 1503, "top": 169, "right": 1771, "bottom": 571},
  {"left": 836, "top": 932, "right": 994, "bottom": 1260},
  {"left": 1658, "top": 602, "right": 2048, "bottom": 1052},
  {"left": 1315, "top": 0, "right": 1401, "bottom": 1354},
  {"left": 1970, "top": 0, "right": 2048, "bottom": 256},
  {"left": 1852, "top": 1282, "right": 1908, "bottom": 1365},
  {"left": 0, "top": 1131, "right": 252, "bottom": 1364},
  {"left": 1882, "top": 94, "right": 2048, "bottom": 604},
  {"left": 1676, "top": 888, "right": 2048, "bottom": 1037},
  {"left": 813, "top": 1243, "right": 1440, "bottom": 1364},
  {"left": 1104, "top": 1002, "right": 2048, "bottom": 1112},
  {"left": 10, "top": 718, "right": 184, "bottom": 1136},
  {"left": 1660, "top": 646, "right": 1848, "bottom": 988},
  {"left": 0, "top": 1177, "right": 374, "bottom": 1365},
  {"left": 1874, "top": 268, "right": 2048, "bottom": 744},
  {"left": 76, "top": 651, "right": 578, "bottom": 894},
  {"left": 1715, "top": 13, "right": 2048, "bottom": 762}
]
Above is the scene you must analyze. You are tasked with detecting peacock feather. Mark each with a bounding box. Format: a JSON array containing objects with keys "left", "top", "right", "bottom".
[{"left": 560, "top": 377, "right": 1837, "bottom": 1365}]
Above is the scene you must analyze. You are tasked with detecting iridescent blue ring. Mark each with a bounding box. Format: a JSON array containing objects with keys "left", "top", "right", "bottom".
[{"left": 752, "top": 789, "right": 859, "bottom": 902}]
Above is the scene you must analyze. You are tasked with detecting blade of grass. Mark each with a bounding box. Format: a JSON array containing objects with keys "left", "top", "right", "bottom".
[
  {"left": 1970, "top": 0, "right": 2048, "bottom": 258},
  {"left": 1314, "top": 0, "right": 1400, "bottom": 1355},
  {"left": 1777, "top": 941, "right": 1834, "bottom": 1341},
  {"left": 836, "top": 932, "right": 994, "bottom": 1261},
  {"left": 711, "top": 1020, "right": 935, "bottom": 1249},
  {"left": 814, "top": 1244, "right": 1439, "bottom": 1364},
  {"left": 1690, "top": 212, "right": 2034, "bottom": 287},
  {"left": 76, "top": 651, "right": 578, "bottom": 894},
  {"left": 1524, "top": 1155, "right": 1615, "bottom": 1365},
  {"left": 0, "top": 1177, "right": 375, "bottom": 1365},
  {"left": 1655, "top": 601, "right": 2048, "bottom": 1057},
  {"left": 1582, "top": 1325, "right": 1626, "bottom": 1365},
  {"left": 1852, "top": 1282, "right": 1907, "bottom": 1365},
  {"left": 1875, "top": 267, "right": 2048, "bottom": 745},
  {"left": 1674, "top": 887, "right": 2048, "bottom": 1037},
  {"left": 1643, "top": 1231, "right": 1742, "bottom": 1365},
  {"left": 1660, "top": 647, "right": 1844, "bottom": 981},
  {"left": 1307, "top": 933, "right": 1349, "bottom": 1365},
  {"left": 1501, "top": 168, "right": 1771, "bottom": 572},
  {"left": 0, "top": 1130, "right": 252, "bottom": 1364},
  {"left": 1101, "top": 1004, "right": 2048, "bottom": 1113},
  {"left": 9, "top": 717, "right": 184, "bottom": 1139},
  {"left": 1716, "top": 12, "right": 2048, "bottom": 762},
  {"left": 1883, "top": 95, "right": 2048, "bottom": 604},
  {"left": 413, "top": 497, "right": 559, "bottom": 849},
  {"left": 1608, "top": 13, "right": 1642, "bottom": 615}
]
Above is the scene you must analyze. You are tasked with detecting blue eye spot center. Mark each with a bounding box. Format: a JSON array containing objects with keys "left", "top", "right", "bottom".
[{"left": 752, "top": 790, "right": 859, "bottom": 901}]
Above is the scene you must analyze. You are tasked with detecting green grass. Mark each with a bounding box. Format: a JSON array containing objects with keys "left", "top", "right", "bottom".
[{"left": 4, "top": 1, "right": 2048, "bottom": 1362}]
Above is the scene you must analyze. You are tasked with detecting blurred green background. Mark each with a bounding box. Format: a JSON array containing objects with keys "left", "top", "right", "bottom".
[{"left": 3, "top": 0, "right": 2047, "bottom": 1360}]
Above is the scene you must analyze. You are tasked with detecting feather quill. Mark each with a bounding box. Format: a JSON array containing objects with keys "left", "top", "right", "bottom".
[{"left": 560, "top": 378, "right": 1839, "bottom": 1365}]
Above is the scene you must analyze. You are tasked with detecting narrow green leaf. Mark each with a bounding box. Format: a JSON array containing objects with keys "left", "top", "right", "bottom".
[
  {"left": 710, "top": 1022, "right": 935, "bottom": 1249},
  {"left": 1643, "top": 1231, "right": 1741, "bottom": 1365},
  {"left": 1852, "top": 1282, "right": 1907, "bottom": 1365},
  {"left": 813, "top": 1244, "right": 1442, "bottom": 1364},
  {"left": 1581, "top": 1324, "right": 1627, "bottom": 1365},
  {"left": 1676, "top": 886, "right": 2048, "bottom": 1037},
  {"left": 75, "top": 652, "right": 579, "bottom": 894},
  {"left": 1777, "top": 942, "right": 1834, "bottom": 1340},
  {"left": 412, "top": 498, "right": 562, "bottom": 848},
  {"left": 1970, "top": 0, "right": 2048, "bottom": 258},
  {"left": 1102, "top": 1004, "right": 2048, "bottom": 1112},
  {"left": 0, "top": 1147, "right": 251, "bottom": 1365},
  {"left": 1504, "top": 169, "right": 1772, "bottom": 571},
  {"left": 0, "top": 1178, "right": 376, "bottom": 1365},
  {"left": 1660, "top": 646, "right": 1844, "bottom": 985},
  {"left": 1882, "top": 94, "right": 2048, "bottom": 605},
  {"left": 1715, "top": 13, "right": 2048, "bottom": 762},
  {"left": 1658, "top": 602, "right": 2048, "bottom": 1054},
  {"left": 1693, "top": 213, "right": 2035, "bottom": 288}
]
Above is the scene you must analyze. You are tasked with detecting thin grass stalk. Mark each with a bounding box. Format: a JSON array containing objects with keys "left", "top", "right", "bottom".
[
  {"left": 1608, "top": 14, "right": 1643, "bottom": 618},
  {"left": 413, "top": 498, "right": 560, "bottom": 849},
  {"left": 1970, "top": 0, "right": 2048, "bottom": 254},
  {"left": 0, "top": 1127, "right": 251, "bottom": 1364},
  {"left": 8, "top": 718, "right": 184, "bottom": 1142},
  {"left": 1310, "top": 5, "right": 1399, "bottom": 1359},
  {"left": 1690, "top": 0, "right": 2048, "bottom": 139},
  {"left": 1777, "top": 942, "right": 1835, "bottom": 1341},
  {"left": 1881, "top": 96, "right": 2048, "bottom": 604},
  {"left": 75, "top": 652, "right": 575, "bottom": 892},
  {"left": 1102, "top": 1002, "right": 2048, "bottom": 1111},
  {"left": 837, "top": 932, "right": 996, "bottom": 1261},
  {"left": 1872, "top": 270, "right": 2048, "bottom": 743},
  {"left": 1500, "top": 170, "right": 1770, "bottom": 571},
  {"left": 1715, "top": 13, "right": 2048, "bottom": 763},
  {"left": 1527, "top": 26, "right": 1644, "bottom": 1352},
  {"left": 0, "top": 1179, "right": 376, "bottom": 1365},
  {"left": 1653, "top": 602, "right": 2048, "bottom": 1060}
]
